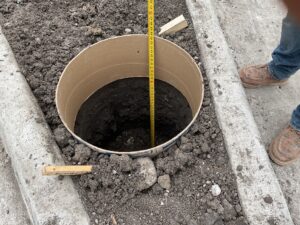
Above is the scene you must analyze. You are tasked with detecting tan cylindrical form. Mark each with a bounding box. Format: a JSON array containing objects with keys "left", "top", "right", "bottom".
[{"left": 56, "top": 35, "right": 204, "bottom": 157}]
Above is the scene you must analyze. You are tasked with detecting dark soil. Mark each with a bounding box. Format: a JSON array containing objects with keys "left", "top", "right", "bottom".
[
  {"left": 75, "top": 78, "right": 192, "bottom": 151},
  {"left": 0, "top": 0, "right": 248, "bottom": 225}
]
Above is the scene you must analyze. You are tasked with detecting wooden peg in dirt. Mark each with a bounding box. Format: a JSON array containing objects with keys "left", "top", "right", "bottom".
[
  {"left": 111, "top": 214, "right": 118, "bottom": 225},
  {"left": 42, "top": 165, "right": 93, "bottom": 176},
  {"left": 159, "top": 15, "right": 188, "bottom": 35}
]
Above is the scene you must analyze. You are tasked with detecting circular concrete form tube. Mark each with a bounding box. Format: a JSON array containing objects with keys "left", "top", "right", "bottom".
[{"left": 56, "top": 34, "right": 204, "bottom": 157}]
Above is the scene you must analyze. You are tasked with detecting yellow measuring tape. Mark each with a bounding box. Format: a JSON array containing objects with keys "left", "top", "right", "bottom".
[{"left": 148, "top": 0, "right": 155, "bottom": 147}]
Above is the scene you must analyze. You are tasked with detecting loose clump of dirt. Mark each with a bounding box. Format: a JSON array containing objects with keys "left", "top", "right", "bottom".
[
  {"left": 75, "top": 78, "right": 192, "bottom": 151},
  {"left": 0, "top": 0, "right": 248, "bottom": 225}
]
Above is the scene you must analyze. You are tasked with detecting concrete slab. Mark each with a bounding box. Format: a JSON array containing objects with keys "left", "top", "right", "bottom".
[
  {"left": 211, "top": 0, "right": 300, "bottom": 224},
  {"left": 0, "top": 139, "right": 31, "bottom": 225},
  {"left": 186, "top": 0, "right": 293, "bottom": 224},
  {"left": 0, "top": 27, "right": 90, "bottom": 225}
]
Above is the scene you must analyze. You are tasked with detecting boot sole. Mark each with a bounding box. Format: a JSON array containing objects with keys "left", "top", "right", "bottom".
[{"left": 268, "top": 131, "right": 299, "bottom": 166}]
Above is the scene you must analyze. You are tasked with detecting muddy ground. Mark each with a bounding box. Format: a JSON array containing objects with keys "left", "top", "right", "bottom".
[{"left": 0, "top": 0, "right": 248, "bottom": 225}]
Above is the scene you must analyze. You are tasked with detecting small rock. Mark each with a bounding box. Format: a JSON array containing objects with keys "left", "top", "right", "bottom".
[
  {"left": 29, "top": 77, "right": 40, "bottom": 89},
  {"left": 180, "top": 143, "right": 193, "bottom": 152},
  {"left": 211, "top": 184, "right": 221, "bottom": 196},
  {"left": 193, "top": 148, "right": 201, "bottom": 155},
  {"left": 68, "top": 139, "right": 77, "bottom": 147},
  {"left": 222, "top": 199, "right": 237, "bottom": 220},
  {"left": 203, "top": 99, "right": 211, "bottom": 106},
  {"left": 180, "top": 136, "right": 189, "bottom": 144},
  {"left": 152, "top": 183, "right": 164, "bottom": 195},
  {"left": 214, "top": 219, "right": 225, "bottom": 225},
  {"left": 158, "top": 174, "right": 171, "bottom": 190},
  {"left": 184, "top": 188, "right": 192, "bottom": 197},
  {"left": 135, "top": 157, "right": 157, "bottom": 191},
  {"left": 207, "top": 199, "right": 222, "bottom": 211},
  {"left": 72, "top": 144, "right": 91, "bottom": 163},
  {"left": 201, "top": 142, "right": 210, "bottom": 153},
  {"left": 177, "top": 35, "right": 184, "bottom": 41},
  {"left": 201, "top": 212, "right": 222, "bottom": 225},
  {"left": 53, "top": 127, "right": 71, "bottom": 147},
  {"left": 85, "top": 27, "right": 102, "bottom": 36},
  {"left": 119, "top": 155, "right": 133, "bottom": 172},
  {"left": 190, "top": 124, "right": 199, "bottom": 134},
  {"left": 217, "top": 205, "right": 224, "bottom": 214},
  {"left": 235, "top": 204, "right": 242, "bottom": 213},
  {"left": 61, "top": 145, "right": 74, "bottom": 158},
  {"left": 35, "top": 37, "right": 42, "bottom": 44},
  {"left": 125, "top": 28, "right": 132, "bottom": 34},
  {"left": 110, "top": 154, "right": 133, "bottom": 172},
  {"left": 174, "top": 149, "right": 189, "bottom": 167}
]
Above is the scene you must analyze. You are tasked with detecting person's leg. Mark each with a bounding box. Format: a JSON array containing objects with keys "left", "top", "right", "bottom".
[
  {"left": 291, "top": 105, "right": 300, "bottom": 131},
  {"left": 268, "top": 14, "right": 300, "bottom": 80},
  {"left": 239, "top": 14, "right": 300, "bottom": 165},
  {"left": 268, "top": 15, "right": 300, "bottom": 165},
  {"left": 239, "top": 14, "right": 300, "bottom": 87}
]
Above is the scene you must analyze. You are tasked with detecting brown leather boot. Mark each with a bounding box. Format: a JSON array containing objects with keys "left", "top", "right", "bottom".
[
  {"left": 239, "top": 64, "right": 288, "bottom": 88},
  {"left": 269, "top": 125, "right": 300, "bottom": 166}
]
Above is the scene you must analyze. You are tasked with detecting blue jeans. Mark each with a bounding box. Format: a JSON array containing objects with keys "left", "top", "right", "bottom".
[{"left": 268, "top": 14, "right": 300, "bottom": 131}]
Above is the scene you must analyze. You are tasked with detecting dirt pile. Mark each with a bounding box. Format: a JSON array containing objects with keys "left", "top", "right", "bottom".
[{"left": 72, "top": 121, "right": 247, "bottom": 225}]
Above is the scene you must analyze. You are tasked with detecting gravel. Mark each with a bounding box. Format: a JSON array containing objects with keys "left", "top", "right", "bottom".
[
  {"left": 135, "top": 157, "right": 157, "bottom": 191},
  {"left": 157, "top": 174, "right": 171, "bottom": 190},
  {"left": 211, "top": 184, "right": 222, "bottom": 197}
]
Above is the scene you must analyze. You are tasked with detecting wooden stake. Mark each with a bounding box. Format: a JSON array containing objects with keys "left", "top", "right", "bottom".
[
  {"left": 42, "top": 165, "right": 93, "bottom": 176},
  {"left": 111, "top": 214, "right": 118, "bottom": 225},
  {"left": 159, "top": 15, "right": 188, "bottom": 35}
]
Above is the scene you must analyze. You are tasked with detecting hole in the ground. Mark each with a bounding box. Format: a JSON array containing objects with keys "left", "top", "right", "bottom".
[{"left": 74, "top": 77, "right": 192, "bottom": 151}]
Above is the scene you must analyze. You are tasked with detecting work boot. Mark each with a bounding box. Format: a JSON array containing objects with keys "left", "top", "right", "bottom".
[
  {"left": 239, "top": 64, "right": 288, "bottom": 88},
  {"left": 269, "top": 125, "right": 300, "bottom": 166}
]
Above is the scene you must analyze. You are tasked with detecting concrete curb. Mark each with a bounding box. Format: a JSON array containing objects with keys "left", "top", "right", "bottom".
[
  {"left": 0, "top": 139, "right": 31, "bottom": 225},
  {"left": 0, "top": 27, "right": 90, "bottom": 225},
  {"left": 185, "top": 0, "right": 294, "bottom": 224}
]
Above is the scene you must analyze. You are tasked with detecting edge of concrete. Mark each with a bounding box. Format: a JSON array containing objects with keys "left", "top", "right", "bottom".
[
  {"left": 0, "top": 139, "right": 31, "bottom": 225},
  {"left": 185, "top": 0, "right": 294, "bottom": 224},
  {"left": 0, "top": 27, "right": 90, "bottom": 225}
]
